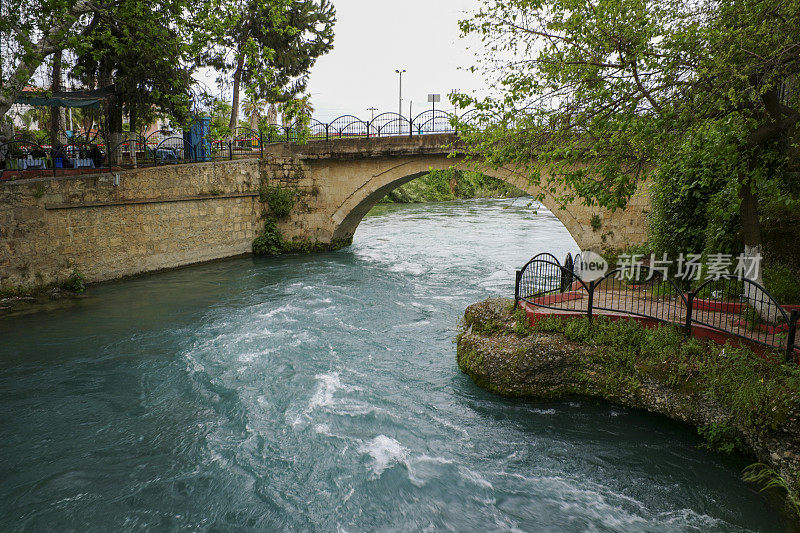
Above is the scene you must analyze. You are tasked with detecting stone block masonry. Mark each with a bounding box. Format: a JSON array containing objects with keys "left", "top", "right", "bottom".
[
  {"left": 1, "top": 135, "right": 651, "bottom": 293},
  {"left": 0, "top": 159, "right": 268, "bottom": 291}
]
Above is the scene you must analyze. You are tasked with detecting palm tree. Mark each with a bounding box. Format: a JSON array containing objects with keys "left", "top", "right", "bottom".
[
  {"left": 241, "top": 97, "right": 266, "bottom": 132},
  {"left": 296, "top": 96, "right": 314, "bottom": 119},
  {"left": 279, "top": 96, "right": 314, "bottom": 127},
  {"left": 266, "top": 103, "right": 278, "bottom": 126}
]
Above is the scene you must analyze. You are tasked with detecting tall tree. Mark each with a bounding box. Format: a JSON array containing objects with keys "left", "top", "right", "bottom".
[
  {"left": 49, "top": 50, "right": 63, "bottom": 142},
  {"left": 70, "top": 0, "right": 201, "bottom": 153},
  {"left": 279, "top": 95, "right": 313, "bottom": 126},
  {"left": 241, "top": 96, "right": 266, "bottom": 131},
  {"left": 199, "top": 0, "right": 334, "bottom": 131},
  {"left": 0, "top": 0, "right": 98, "bottom": 123},
  {"left": 453, "top": 0, "right": 800, "bottom": 270}
]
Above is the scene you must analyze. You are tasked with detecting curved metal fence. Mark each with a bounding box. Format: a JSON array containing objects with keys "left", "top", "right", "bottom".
[
  {"left": 412, "top": 110, "right": 455, "bottom": 135},
  {"left": 1, "top": 107, "right": 485, "bottom": 177},
  {"left": 154, "top": 137, "right": 189, "bottom": 164},
  {"left": 370, "top": 112, "right": 409, "bottom": 137},
  {"left": 230, "top": 127, "right": 261, "bottom": 158},
  {"left": 515, "top": 253, "right": 800, "bottom": 363},
  {"left": 105, "top": 137, "right": 153, "bottom": 168},
  {"left": 592, "top": 266, "right": 688, "bottom": 325},
  {"left": 690, "top": 275, "right": 795, "bottom": 354}
]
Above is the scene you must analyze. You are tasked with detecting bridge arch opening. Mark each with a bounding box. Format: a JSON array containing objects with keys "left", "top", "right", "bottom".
[{"left": 328, "top": 157, "right": 589, "bottom": 250}]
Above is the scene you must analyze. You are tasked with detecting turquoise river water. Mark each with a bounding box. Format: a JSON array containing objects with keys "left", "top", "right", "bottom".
[{"left": 0, "top": 198, "right": 792, "bottom": 531}]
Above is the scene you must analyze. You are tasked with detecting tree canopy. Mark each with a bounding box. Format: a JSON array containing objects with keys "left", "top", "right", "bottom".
[
  {"left": 452, "top": 0, "right": 800, "bottom": 259},
  {"left": 0, "top": 0, "right": 98, "bottom": 120},
  {"left": 198, "top": 0, "right": 335, "bottom": 130},
  {"left": 70, "top": 0, "right": 201, "bottom": 135},
  {"left": 0, "top": 0, "right": 335, "bottom": 139}
]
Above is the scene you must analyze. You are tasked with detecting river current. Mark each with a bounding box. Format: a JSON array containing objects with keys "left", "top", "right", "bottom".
[{"left": 0, "top": 198, "right": 790, "bottom": 531}]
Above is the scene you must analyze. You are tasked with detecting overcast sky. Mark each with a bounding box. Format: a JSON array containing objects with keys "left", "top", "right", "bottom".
[{"left": 302, "top": 0, "right": 485, "bottom": 121}]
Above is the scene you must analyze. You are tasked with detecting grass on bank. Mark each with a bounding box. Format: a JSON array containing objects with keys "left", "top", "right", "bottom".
[{"left": 0, "top": 269, "right": 86, "bottom": 299}]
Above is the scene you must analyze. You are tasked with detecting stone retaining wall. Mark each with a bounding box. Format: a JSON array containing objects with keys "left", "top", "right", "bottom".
[{"left": 0, "top": 159, "right": 267, "bottom": 290}]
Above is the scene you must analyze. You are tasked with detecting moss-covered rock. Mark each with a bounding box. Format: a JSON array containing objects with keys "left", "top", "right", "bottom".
[{"left": 456, "top": 298, "right": 800, "bottom": 519}]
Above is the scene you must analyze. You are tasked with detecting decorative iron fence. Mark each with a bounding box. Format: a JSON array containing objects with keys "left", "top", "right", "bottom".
[
  {"left": 1, "top": 107, "right": 478, "bottom": 178},
  {"left": 515, "top": 253, "right": 800, "bottom": 363}
]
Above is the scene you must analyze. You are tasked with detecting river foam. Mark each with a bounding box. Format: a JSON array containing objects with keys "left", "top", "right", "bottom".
[{"left": 0, "top": 198, "right": 786, "bottom": 531}]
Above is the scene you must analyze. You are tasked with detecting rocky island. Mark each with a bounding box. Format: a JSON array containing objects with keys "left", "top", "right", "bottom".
[{"left": 456, "top": 298, "right": 800, "bottom": 520}]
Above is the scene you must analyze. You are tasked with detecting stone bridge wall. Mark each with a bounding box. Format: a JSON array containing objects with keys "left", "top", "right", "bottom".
[
  {"left": 265, "top": 135, "right": 650, "bottom": 252},
  {"left": 0, "top": 135, "right": 649, "bottom": 292}
]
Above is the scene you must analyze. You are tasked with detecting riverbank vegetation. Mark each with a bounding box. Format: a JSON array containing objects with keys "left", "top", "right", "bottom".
[
  {"left": 457, "top": 298, "right": 800, "bottom": 519},
  {"left": 380, "top": 169, "right": 525, "bottom": 204},
  {"left": 453, "top": 0, "right": 800, "bottom": 289},
  {"left": 0, "top": 269, "right": 86, "bottom": 315},
  {"left": 252, "top": 184, "right": 351, "bottom": 256},
  {"left": 253, "top": 184, "right": 294, "bottom": 256}
]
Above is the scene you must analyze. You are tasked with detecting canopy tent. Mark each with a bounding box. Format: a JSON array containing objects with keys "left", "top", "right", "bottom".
[{"left": 14, "top": 86, "right": 114, "bottom": 108}]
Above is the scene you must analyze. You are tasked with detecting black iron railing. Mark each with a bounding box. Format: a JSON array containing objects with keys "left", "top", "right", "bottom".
[
  {"left": 515, "top": 253, "right": 800, "bottom": 363},
  {"left": 0, "top": 134, "right": 252, "bottom": 178},
  {"left": 1, "top": 108, "right": 478, "bottom": 179}
]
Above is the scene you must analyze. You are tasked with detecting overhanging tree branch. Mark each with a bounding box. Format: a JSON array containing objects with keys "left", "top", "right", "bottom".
[{"left": 0, "top": 0, "right": 97, "bottom": 121}]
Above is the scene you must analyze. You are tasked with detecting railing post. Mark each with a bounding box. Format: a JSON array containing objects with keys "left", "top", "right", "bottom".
[
  {"left": 787, "top": 310, "right": 799, "bottom": 364},
  {"left": 325, "top": 124, "right": 329, "bottom": 142},
  {"left": 260, "top": 132, "right": 263, "bottom": 158},
  {"left": 587, "top": 280, "right": 595, "bottom": 322},
  {"left": 514, "top": 270, "right": 522, "bottom": 306},
  {"left": 684, "top": 291, "right": 695, "bottom": 337},
  {"left": 228, "top": 141, "right": 233, "bottom": 160}
]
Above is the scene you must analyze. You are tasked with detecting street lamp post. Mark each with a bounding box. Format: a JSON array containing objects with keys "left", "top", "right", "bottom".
[
  {"left": 395, "top": 69, "right": 406, "bottom": 120},
  {"left": 428, "top": 94, "right": 440, "bottom": 114},
  {"left": 367, "top": 106, "right": 378, "bottom": 137}
]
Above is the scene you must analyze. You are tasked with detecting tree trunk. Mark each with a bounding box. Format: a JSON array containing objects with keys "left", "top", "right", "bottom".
[
  {"left": 228, "top": 55, "right": 244, "bottom": 133},
  {"left": 49, "top": 50, "right": 62, "bottom": 144},
  {"left": 739, "top": 178, "right": 762, "bottom": 269},
  {"left": 100, "top": 65, "right": 122, "bottom": 166},
  {"left": 129, "top": 106, "right": 138, "bottom": 136},
  {"left": 129, "top": 106, "right": 138, "bottom": 167},
  {"left": 738, "top": 169, "right": 779, "bottom": 322},
  {"left": 107, "top": 101, "right": 123, "bottom": 165}
]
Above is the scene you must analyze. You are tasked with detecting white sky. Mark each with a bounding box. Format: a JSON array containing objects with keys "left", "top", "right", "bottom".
[
  {"left": 293, "top": 0, "right": 485, "bottom": 121},
  {"left": 25, "top": 0, "right": 488, "bottom": 123}
]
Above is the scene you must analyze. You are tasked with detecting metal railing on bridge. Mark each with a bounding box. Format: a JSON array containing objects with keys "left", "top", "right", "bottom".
[{"left": 0, "top": 109, "right": 480, "bottom": 180}]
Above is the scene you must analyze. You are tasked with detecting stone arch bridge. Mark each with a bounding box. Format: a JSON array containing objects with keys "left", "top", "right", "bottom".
[
  {"left": 1, "top": 133, "right": 649, "bottom": 291},
  {"left": 264, "top": 133, "right": 649, "bottom": 252}
]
